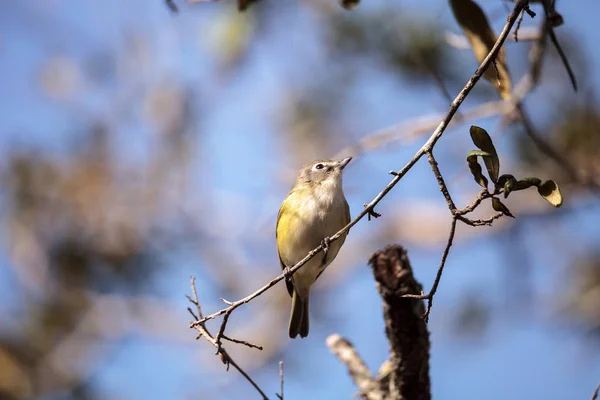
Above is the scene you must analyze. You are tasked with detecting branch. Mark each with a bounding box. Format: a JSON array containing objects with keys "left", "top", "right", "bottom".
[
  {"left": 369, "top": 245, "right": 431, "bottom": 400},
  {"left": 276, "top": 361, "right": 284, "bottom": 400},
  {"left": 187, "top": 277, "right": 269, "bottom": 400},
  {"left": 399, "top": 150, "right": 504, "bottom": 318},
  {"left": 327, "top": 334, "right": 385, "bottom": 400},
  {"left": 591, "top": 383, "right": 600, "bottom": 400}
]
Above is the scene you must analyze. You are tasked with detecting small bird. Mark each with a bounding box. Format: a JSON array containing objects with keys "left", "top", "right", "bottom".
[{"left": 276, "top": 157, "right": 352, "bottom": 338}]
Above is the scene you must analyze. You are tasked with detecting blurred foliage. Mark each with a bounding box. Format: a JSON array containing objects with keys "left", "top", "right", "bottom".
[
  {"left": 325, "top": 10, "right": 461, "bottom": 85},
  {"left": 560, "top": 252, "right": 600, "bottom": 336},
  {"left": 516, "top": 96, "right": 600, "bottom": 186}
]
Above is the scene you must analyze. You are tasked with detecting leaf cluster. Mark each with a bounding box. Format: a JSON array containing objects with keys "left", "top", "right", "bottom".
[{"left": 467, "top": 125, "right": 563, "bottom": 217}]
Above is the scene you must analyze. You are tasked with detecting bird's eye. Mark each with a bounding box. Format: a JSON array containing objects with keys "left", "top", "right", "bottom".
[{"left": 315, "top": 163, "right": 325, "bottom": 170}]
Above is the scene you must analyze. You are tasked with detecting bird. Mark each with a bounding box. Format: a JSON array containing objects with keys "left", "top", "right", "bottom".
[{"left": 276, "top": 157, "right": 352, "bottom": 338}]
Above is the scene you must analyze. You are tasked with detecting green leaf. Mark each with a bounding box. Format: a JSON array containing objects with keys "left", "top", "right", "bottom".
[
  {"left": 469, "top": 126, "right": 499, "bottom": 183},
  {"left": 466, "top": 150, "right": 493, "bottom": 160},
  {"left": 537, "top": 180, "right": 563, "bottom": 207},
  {"left": 496, "top": 174, "right": 516, "bottom": 198},
  {"left": 466, "top": 152, "right": 489, "bottom": 189},
  {"left": 515, "top": 177, "right": 542, "bottom": 191},
  {"left": 492, "top": 197, "right": 515, "bottom": 218}
]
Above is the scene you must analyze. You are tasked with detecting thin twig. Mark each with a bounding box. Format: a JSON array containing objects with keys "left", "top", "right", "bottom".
[
  {"left": 222, "top": 334, "right": 263, "bottom": 350},
  {"left": 514, "top": 9, "right": 526, "bottom": 42},
  {"left": 458, "top": 212, "right": 504, "bottom": 226},
  {"left": 187, "top": 277, "right": 269, "bottom": 400},
  {"left": 214, "top": 310, "right": 232, "bottom": 353},
  {"left": 455, "top": 189, "right": 493, "bottom": 216},
  {"left": 423, "top": 218, "right": 457, "bottom": 321},
  {"left": 426, "top": 151, "right": 457, "bottom": 212},
  {"left": 591, "top": 383, "right": 600, "bottom": 400},
  {"left": 276, "top": 361, "right": 284, "bottom": 400},
  {"left": 544, "top": 12, "right": 577, "bottom": 90}
]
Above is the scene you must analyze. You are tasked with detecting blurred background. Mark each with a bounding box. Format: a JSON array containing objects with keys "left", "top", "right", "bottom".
[{"left": 1, "top": 0, "right": 599, "bottom": 399}]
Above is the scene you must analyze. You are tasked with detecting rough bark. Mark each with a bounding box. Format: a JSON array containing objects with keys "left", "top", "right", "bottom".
[{"left": 369, "top": 245, "right": 431, "bottom": 400}]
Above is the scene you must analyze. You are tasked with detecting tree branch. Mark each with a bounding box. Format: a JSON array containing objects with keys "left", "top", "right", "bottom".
[
  {"left": 591, "top": 383, "right": 600, "bottom": 400},
  {"left": 187, "top": 277, "right": 269, "bottom": 400},
  {"left": 327, "top": 334, "right": 385, "bottom": 400},
  {"left": 276, "top": 361, "right": 284, "bottom": 400},
  {"left": 369, "top": 245, "right": 431, "bottom": 400}
]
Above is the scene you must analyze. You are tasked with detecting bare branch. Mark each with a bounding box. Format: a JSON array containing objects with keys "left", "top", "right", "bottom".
[
  {"left": 327, "top": 334, "right": 384, "bottom": 400},
  {"left": 187, "top": 277, "right": 269, "bottom": 400},
  {"left": 222, "top": 334, "right": 263, "bottom": 350},
  {"left": 591, "top": 383, "right": 600, "bottom": 400},
  {"left": 369, "top": 246, "right": 431, "bottom": 400},
  {"left": 401, "top": 150, "right": 505, "bottom": 319},
  {"left": 426, "top": 151, "right": 457, "bottom": 212},
  {"left": 455, "top": 189, "right": 494, "bottom": 215},
  {"left": 423, "top": 218, "right": 457, "bottom": 320},
  {"left": 276, "top": 361, "right": 284, "bottom": 400},
  {"left": 544, "top": 16, "right": 577, "bottom": 90},
  {"left": 458, "top": 212, "right": 504, "bottom": 227}
]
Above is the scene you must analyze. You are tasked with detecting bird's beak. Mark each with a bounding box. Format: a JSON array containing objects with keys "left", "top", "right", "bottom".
[{"left": 337, "top": 156, "right": 352, "bottom": 170}]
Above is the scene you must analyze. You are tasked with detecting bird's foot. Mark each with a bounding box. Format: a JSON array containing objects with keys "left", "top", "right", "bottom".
[
  {"left": 321, "top": 237, "right": 331, "bottom": 263},
  {"left": 282, "top": 267, "right": 293, "bottom": 281}
]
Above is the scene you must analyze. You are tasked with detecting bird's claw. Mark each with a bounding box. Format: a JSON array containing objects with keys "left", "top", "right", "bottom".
[
  {"left": 321, "top": 237, "right": 331, "bottom": 263},
  {"left": 321, "top": 237, "right": 331, "bottom": 255}
]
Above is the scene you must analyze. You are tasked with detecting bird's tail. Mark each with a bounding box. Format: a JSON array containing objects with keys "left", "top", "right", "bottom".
[{"left": 289, "top": 290, "right": 310, "bottom": 339}]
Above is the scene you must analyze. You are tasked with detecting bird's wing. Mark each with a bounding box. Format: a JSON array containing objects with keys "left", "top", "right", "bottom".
[
  {"left": 314, "top": 198, "right": 351, "bottom": 283},
  {"left": 276, "top": 199, "right": 295, "bottom": 297},
  {"left": 344, "top": 198, "right": 351, "bottom": 226}
]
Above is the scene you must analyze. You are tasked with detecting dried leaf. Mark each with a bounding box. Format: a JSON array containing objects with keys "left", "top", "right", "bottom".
[
  {"left": 449, "top": 0, "right": 512, "bottom": 99},
  {"left": 492, "top": 197, "right": 515, "bottom": 218},
  {"left": 538, "top": 180, "right": 563, "bottom": 207},
  {"left": 469, "top": 126, "right": 499, "bottom": 183}
]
